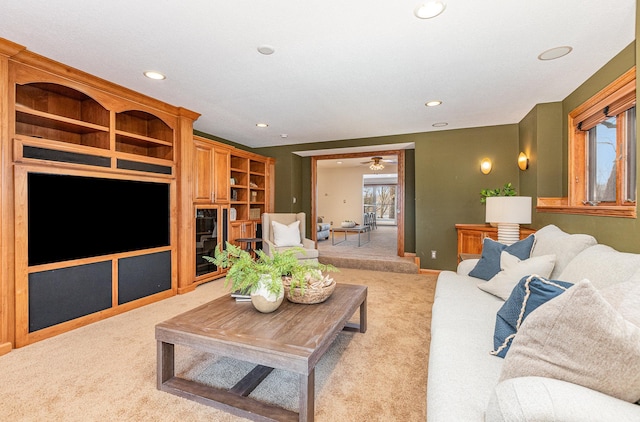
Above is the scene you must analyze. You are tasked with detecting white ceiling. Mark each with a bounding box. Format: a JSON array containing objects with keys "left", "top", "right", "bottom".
[{"left": 1, "top": 1, "right": 635, "bottom": 148}]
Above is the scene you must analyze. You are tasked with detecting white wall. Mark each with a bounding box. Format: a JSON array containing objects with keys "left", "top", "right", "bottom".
[{"left": 317, "top": 164, "right": 397, "bottom": 226}]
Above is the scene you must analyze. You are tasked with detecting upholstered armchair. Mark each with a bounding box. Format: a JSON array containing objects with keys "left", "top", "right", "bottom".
[{"left": 262, "top": 212, "right": 319, "bottom": 262}]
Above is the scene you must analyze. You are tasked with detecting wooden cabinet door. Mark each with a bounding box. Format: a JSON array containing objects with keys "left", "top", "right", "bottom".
[
  {"left": 456, "top": 224, "right": 536, "bottom": 262},
  {"left": 458, "top": 229, "right": 495, "bottom": 254},
  {"left": 213, "top": 148, "right": 230, "bottom": 202},
  {"left": 194, "top": 141, "right": 213, "bottom": 203},
  {"left": 229, "top": 221, "right": 256, "bottom": 246}
]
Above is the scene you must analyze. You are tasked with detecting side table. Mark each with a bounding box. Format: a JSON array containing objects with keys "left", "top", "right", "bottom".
[{"left": 235, "top": 237, "right": 262, "bottom": 255}]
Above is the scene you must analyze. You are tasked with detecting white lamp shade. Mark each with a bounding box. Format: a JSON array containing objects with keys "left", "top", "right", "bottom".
[{"left": 485, "top": 196, "right": 532, "bottom": 224}]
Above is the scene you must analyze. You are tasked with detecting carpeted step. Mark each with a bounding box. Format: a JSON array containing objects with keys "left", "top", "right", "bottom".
[{"left": 319, "top": 256, "right": 418, "bottom": 274}]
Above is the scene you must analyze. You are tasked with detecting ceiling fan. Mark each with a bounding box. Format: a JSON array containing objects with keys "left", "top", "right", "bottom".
[{"left": 360, "top": 156, "right": 396, "bottom": 171}]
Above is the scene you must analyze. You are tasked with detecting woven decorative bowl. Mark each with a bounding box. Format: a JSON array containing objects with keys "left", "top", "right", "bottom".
[
  {"left": 284, "top": 279, "right": 336, "bottom": 304},
  {"left": 341, "top": 221, "right": 356, "bottom": 228}
]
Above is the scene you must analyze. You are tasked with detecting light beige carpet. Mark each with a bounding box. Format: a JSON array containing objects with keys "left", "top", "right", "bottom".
[
  {"left": 318, "top": 226, "right": 419, "bottom": 273},
  {"left": 0, "top": 268, "right": 436, "bottom": 421}
]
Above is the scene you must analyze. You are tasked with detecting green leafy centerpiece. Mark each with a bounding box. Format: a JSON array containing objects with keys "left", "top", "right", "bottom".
[{"left": 204, "top": 242, "right": 338, "bottom": 312}]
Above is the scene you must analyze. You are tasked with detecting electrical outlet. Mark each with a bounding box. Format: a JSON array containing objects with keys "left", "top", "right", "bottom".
[{"left": 431, "top": 250, "right": 437, "bottom": 259}]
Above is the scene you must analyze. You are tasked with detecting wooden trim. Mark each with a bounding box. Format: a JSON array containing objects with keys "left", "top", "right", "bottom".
[
  {"left": 419, "top": 269, "right": 441, "bottom": 276},
  {"left": 311, "top": 158, "right": 318, "bottom": 244},
  {"left": 537, "top": 197, "right": 636, "bottom": 217},
  {"left": 0, "top": 38, "right": 26, "bottom": 57},
  {"left": 0, "top": 49, "right": 15, "bottom": 351},
  {"left": 0, "top": 341, "right": 11, "bottom": 356},
  {"left": 571, "top": 67, "right": 636, "bottom": 129},
  {"left": 397, "top": 151, "right": 405, "bottom": 257}
]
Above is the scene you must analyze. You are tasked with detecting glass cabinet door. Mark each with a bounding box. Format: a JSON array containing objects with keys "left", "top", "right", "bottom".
[{"left": 195, "top": 207, "right": 220, "bottom": 277}]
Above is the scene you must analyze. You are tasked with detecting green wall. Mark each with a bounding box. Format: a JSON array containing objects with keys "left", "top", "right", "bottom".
[
  {"left": 416, "top": 125, "right": 520, "bottom": 268},
  {"left": 526, "top": 41, "right": 638, "bottom": 251}
]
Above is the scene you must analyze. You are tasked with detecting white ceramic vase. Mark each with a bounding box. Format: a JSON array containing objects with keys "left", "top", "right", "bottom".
[{"left": 250, "top": 274, "right": 284, "bottom": 313}]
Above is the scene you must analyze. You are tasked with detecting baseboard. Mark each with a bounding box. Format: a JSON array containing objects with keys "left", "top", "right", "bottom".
[
  {"left": 419, "top": 269, "right": 441, "bottom": 276},
  {"left": 0, "top": 341, "right": 12, "bottom": 356}
]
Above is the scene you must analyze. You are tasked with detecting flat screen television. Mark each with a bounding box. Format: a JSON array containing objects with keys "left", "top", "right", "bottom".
[{"left": 28, "top": 173, "right": 170, "bottom": 266}]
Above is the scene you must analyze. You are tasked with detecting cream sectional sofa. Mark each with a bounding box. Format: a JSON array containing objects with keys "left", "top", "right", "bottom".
[{"left": 427, "top": 225, "right": 640, "bottom": 421}]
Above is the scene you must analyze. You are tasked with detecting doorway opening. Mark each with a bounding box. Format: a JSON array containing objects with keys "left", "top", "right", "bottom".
[{"left": 311, "top": 149, "right": 405, "bottom": 259}]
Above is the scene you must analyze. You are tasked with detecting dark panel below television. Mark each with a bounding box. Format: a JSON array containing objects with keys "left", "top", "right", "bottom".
[
  {"left": 29, "top": 261, "right": 112, "bottom": 332},
  {"left": 118, "top": 251, "right": 171, "bottom": 304}
]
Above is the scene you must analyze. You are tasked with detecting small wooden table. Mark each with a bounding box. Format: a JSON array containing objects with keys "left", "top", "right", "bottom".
[
  {"left": 331, "top": 225, "right": 370, "bottom": 246},
  {"left": 236, "top": 237, "right": 263, "bottom": 257},
  {"left": 156, "top": 283, "right": 367, "bottom": 421}
]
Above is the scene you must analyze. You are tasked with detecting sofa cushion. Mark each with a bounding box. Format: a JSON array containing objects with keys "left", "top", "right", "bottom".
[
  {"left": 428, "top": 271, "right": 505, "bottom": 422},
  {"left": 530, "top": 224, "right": 597, "bottom": 279},
  {"left": 491, "top": 275, "right": 572, "bottom": 358},
  {"left": 272, "top": 220, "right": 302, "bottom": 247},
  {"left": 469, "top": 235, "right": 535, "bottom": 280},
  {"left": 487, "top": 376, "right": 640, "bottom": 422},
  {"left": 499, "top": 279, "right": 640, "bottom": 403},
  {"left": 558, "top": 244, "right": 640, "bottom": 289},
  {"left": 478, "top": 252, "right": 556, "bottom": 300}
]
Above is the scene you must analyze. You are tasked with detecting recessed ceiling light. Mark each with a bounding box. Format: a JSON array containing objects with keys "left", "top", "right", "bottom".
[
  {"left": 425, "top": 100, "right": 442, "bottom": 107},
  {"left": 256, "top": 123, "right": 268, "bottom": 128},
  {"left": 281, "top": 134, "right": 288, "bottom": 138},
  {"left": 143, "top": 71, "right": 166, "bottom": 80},
  {"left": 257, "top": 45, "right": 275, "bottom": 55},
  {"left": 432, "top": 122, "right": 448, "bottom": 127},
  {"left": 414, "top": 1, "right": 446, "bottom": 19},
  {"left": 538, "top": 46, "right": 573, "bottom": 61},
  {"left": 337, "top": 161, "right": 343, "bottom": 165}
]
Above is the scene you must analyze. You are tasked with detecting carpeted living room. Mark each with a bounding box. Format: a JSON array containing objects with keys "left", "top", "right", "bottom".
[
  {"left": 0, "top": 269, "right": 436, "bottom": 421},
  {"left": 1, "top": 2, "right": 639, "bottom": 422}
]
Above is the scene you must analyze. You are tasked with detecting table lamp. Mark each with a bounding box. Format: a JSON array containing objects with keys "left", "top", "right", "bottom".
[{"left": 485, "top": 196, "right": 532, "bottom": 245}]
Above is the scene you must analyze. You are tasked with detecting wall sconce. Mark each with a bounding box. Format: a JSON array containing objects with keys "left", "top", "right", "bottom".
[
  {"left": 480, "top": 158, "right": 492, "bottom": 174},
  {"left": 518, "top": 152, "right": 529, "bottom": 171}
]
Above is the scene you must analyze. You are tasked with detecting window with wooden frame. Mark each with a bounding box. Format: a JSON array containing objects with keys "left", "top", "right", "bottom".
[{"left": 539, "top": 67, "right": 636, "bottom": 217}]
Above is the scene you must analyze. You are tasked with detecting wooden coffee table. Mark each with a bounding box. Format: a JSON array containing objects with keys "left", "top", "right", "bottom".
[{"left": 156, "top": 283, "right": 367, "bottom": 421}]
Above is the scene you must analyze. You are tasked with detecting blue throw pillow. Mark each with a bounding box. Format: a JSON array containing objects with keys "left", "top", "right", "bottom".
[
  {"left": 492, "top": 274, "right": 573, "bottom": 358},
  {"left": 468, "top": 235, "right": 535, "bottom": 280}
]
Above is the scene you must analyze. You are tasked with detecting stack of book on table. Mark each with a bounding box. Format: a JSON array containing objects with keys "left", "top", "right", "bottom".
[{"left": 231, "top": 290, "right": 251, "bottom": 302}]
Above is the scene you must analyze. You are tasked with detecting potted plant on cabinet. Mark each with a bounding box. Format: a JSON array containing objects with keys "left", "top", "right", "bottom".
[
  {"left": 480, "top": 182, "right": 516, "bottom": 204},
  {"left": 204, "top": 242, "right": 337, "bottom": 312}
]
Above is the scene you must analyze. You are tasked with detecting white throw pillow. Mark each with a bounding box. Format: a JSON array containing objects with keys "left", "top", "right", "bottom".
[
  {"left": 478, "top": 251, "right": 556, "bottom": 300},
  {"left": 530, "top": 224, "right": 596, "bottom": 279},
  {"left": 272, "top": 220, "right": 302, "bottom": 247},
  {"left": 558, "top": 244, "right": 640, "bottom": 289}
]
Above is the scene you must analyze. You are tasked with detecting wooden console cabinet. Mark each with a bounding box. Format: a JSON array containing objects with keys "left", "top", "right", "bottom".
[
  {"left": 455, "top": 224, "right": 536, "bottom": 262},
  {"left": 0, "top": 38, "right": 199, "bottom": 351}
]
